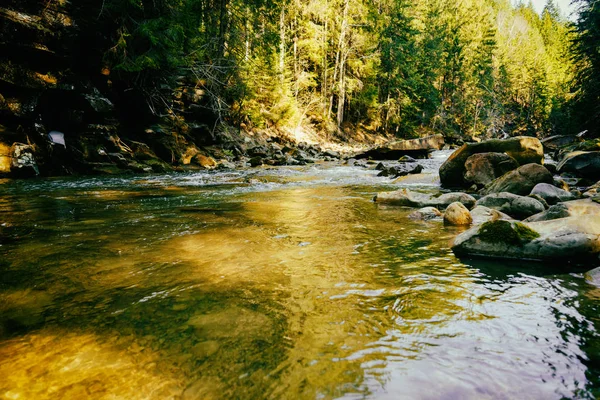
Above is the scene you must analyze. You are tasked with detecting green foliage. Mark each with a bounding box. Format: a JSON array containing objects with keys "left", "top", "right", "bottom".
[{"left": 96, "top": 0, "right": 579, "bottom": 140}]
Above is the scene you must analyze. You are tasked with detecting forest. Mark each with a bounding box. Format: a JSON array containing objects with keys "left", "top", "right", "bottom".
[{"left": 87, "top": 0, "right": 598, "bottom": 142}]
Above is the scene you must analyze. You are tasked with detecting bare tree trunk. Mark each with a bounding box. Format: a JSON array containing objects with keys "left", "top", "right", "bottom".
[
  {"left": 218, "top": 0, "right": 229, "bottom": 59},
  {"left": 279, "top": 7, "right": 286, "bottom": 83},
  {"left": 337, "top": 50, "right": 347, "bottom": 128},
  {"left": 329, "top": 0, "right": 349, "bottom": 121},
  {"left": 323, "top": 0, "right": 328, "bottom": 115}
]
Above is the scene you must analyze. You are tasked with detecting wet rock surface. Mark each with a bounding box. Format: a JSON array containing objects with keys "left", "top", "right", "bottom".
[
  {"left": 443, "top": 202, "right": 473, "bottom": 226},
  {"left": 439, "top": 137, "right": 543, "bottom": 187},
  {"left": 524, "top": 198, "right": 600, "bottom": 222},
  {"left": 480, "top": 163, "right": 553, "bottom": 196},
  {"left": 557, "top": 151, "right": 600, "bottom": 180},
  {"left": 476, "top": 192, "right": 546, "bottom": 219},
  {"left": 374, "top": 189, "right": 476, "bottom": 209},
  {"left": 463, "top": 152, "right": 519, "bottom": 186},
  {"left": 530, "top": 183, "right": 576, "bottom": 205},
  {"left": 452, "top": 217, "right": 600, "bottom": 263}
]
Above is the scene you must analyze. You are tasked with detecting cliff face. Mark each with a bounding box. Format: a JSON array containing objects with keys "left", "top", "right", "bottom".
[
  {"left": 0, "top": 0, "right": 230, "bottom": 177},
  {"left": 0, "top": 0, "right": 119, "bottom": 176}
]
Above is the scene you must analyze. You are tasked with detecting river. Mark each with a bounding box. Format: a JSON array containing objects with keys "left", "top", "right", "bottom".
[{"left": 1, "top": 152, "right": 599, "bottom": 399}]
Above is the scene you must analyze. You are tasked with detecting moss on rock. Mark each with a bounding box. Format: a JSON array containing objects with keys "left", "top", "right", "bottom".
[{"left": 478, "top": 220, "right": 540, "bottom": 246}]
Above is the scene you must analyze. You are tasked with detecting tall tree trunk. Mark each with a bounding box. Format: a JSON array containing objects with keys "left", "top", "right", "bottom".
[
  {"left": 218, "top": 0, "right": 229, "bottom": 59},
  {"left": 279, "top": 7, "right": 286, "bottom": 83},
  {"left": 329, "top": 0, "right": 349, "bottom": 121}
]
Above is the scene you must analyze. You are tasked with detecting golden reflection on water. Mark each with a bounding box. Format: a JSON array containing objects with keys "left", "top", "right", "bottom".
[{"left": 0, "top": 176, "right": 597, "bottom": 399}]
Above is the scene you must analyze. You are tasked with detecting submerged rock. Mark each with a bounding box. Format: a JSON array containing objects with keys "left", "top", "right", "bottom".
[
  {"left": 374, "top": 189, "right": 476, "bottom": 209},
  {"left": 408, "top": 207, "right": 443, "bottom": 221},
  {"left": 476, "top": 192, "right": 545, "bottom": 219},
  {"left": 480, "top": 163, "right": 553, "bottom": 196},
  {"left": 444, "top": 202, "right": 473, "bottom": 226},
  {"left": 439, "top": 136, "right": 544, "bottom": 187},
  {"left": 452, "top": 217, "right": 600, "bottom": 263}
]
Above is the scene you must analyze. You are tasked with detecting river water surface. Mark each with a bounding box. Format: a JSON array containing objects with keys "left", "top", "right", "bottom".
[{"left": 1, "top": 154, "right": 600, "bottom": 399}]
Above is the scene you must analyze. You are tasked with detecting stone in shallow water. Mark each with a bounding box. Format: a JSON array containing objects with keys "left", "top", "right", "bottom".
[
  {"left": 530, "top": 183, "right": 575, "bottom": 205},
  {"left": 525, "top": 198, "right": 600, "bottom": 222},
  {"left": 186, "top": 306, "right": 272, "bottom": 339},
  {"left": 440, "top": 136, "right": 543, "bottom": 186},
  {"left": 443, "top": 202, "right": 472, "bottom": 226},
  {"left": 408, "top": 207, "right": 443, "bottom": 221},
  {"left": 374, "top": 189, "right": 475, "bottom": 209},
  {"left": 452, "top": 217, "right": 600, "bottom": 263},
  {"left": 476, "top": 192, "right": 545, "bottom": 219},
  {"left": 480, "top": 163, "right": 553, "bottom": 196}
]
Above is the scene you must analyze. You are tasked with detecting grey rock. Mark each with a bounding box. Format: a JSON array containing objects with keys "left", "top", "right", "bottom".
[
  {"left": 452, "top": 217, "right": 600, "bottom": 263},
  {"left": 557, "top": 151, "right": 600, "bottom": 179},
  {"left": 525, "top": 198, "right": 600, "bottom": 222},
  {"left": 476, "top": 192, "right": 545, "bottom": 219},
  {"left": 408, "top": 207, "right": 443, "bottom": 221},
  {"left": 530, "top": 183, "right": 576, "bottom": 205},
  {"left": 480, "top": 163, "right": 553, "bottom": 196},
  {"left": 440, "top": 136, "right": 544, "bottom": 187},
  {"left": 375, "top": 189, "right": 476, "bottom": 209}
]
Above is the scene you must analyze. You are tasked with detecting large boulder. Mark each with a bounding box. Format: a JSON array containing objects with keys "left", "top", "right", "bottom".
[
  {"left": 529, "top": 183, "right": 576, "bottom": 205},
  {"left": 524, "top": 198, "right": 600, "bottom": 222},
  {"left": 463, "top": 153, "right": 519, "bottom": 186},
  {"left": 476, "top": 192, "right": 546, "bottom": 219},
  {"left": 480, "top": 163, "right": 553, "bottom": 196},
  {"left": 439, "top": 136, "right": 544, "bottom": 187},
  {"left": 452, "top": 217, "right": 600, "bottom": 263},
  {"left": 443, "top": 202, "right": 473, "bottom": 226},
  {"left": 374, "top": 189, "right": 476, "bottom": 209},
  {"left": 356, "top": 134, "right": 445, "bottom": 160},
  {"left": 557, "top": 151, "right": 600, "bottom": 179}
]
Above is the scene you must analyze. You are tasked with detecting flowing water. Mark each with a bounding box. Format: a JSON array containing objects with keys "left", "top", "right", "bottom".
[{"left": 1, "top": 152, "right": 600, "bottom": 399}]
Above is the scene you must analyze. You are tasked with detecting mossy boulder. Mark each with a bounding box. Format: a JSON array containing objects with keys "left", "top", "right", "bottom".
[
  {"left": 440, "top": 137, "right": 543, "bottom": 187},
  {"left": 452, "top": 217, "right": 600, "bottom": 263}
]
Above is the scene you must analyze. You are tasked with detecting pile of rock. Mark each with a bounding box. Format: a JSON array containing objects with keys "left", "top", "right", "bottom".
[{"left": 376, "top": 134, "right": 600, "bottom": 265}]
